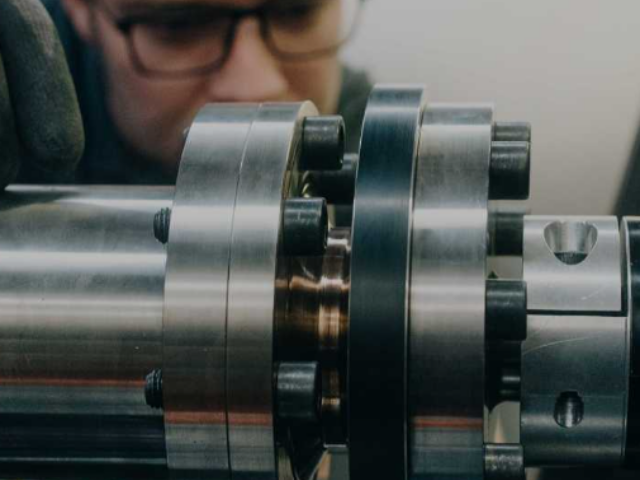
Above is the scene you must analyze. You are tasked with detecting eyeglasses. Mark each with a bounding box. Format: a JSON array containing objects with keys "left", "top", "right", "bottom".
[{"left": 96, "top": 0, "right": 363, "bottom": 79}]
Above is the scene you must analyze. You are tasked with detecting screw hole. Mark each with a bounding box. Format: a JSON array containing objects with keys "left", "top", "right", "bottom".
[
  {"left": 554, "top": 391, "right": 584, "bottom": 428},
  {"left": 543, "top": 221, "right": 598, "bottom": 266}
]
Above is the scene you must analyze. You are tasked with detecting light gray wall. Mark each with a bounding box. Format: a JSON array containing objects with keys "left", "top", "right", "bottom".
[{"left": 342, "top": 0, "right": 640, "bottom": 214}]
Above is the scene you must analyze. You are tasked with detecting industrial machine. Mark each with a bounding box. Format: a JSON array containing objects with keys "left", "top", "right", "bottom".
[{"left": 0, "top": 85, "right": 636, "bottom": 480}]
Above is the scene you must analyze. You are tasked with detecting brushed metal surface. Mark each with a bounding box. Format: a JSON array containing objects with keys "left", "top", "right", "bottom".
[
  {"left": 226, "top": 102, "right": 317, "bottom": 480},
  {"left": 348, "top": 84, "right": 426, "bottom": 480},
  {"left": 0, "top": 185, "right": 171, "bottom": 466},
  {"left": 409, "top": 104, "right": 493, "bottom": 480},
  {"left": 521, "top": 314, "right": 628, "bottom": 466},
  {"left": 163, "top": 105, "right": 260, "bottom": 478},
  {"left": 523, "top": 216, "right": 622, "bottom": 312}
]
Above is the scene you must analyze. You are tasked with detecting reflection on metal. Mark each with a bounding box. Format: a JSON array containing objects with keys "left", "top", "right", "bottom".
[
  {"left": 521, "top": 314, "right": 628, "bottom": 466},
  {"left": 163, "top": 105, "right": 259, "bottom": 479},
  {"left": 0, "top": 85, "right": 637, "bottom": 479},
  {"left": 226, "top": 102, "right": 316, "bottom": 480},
  {"left": 348, "top": 85, "right": 426, "bottom": 480},
  {"left": 0, "top": 186, "right": 171, "bottom": 467},
  {"left": 523, "top": 216, "right": 622, "bottom": 312},
  {"left": 409, "top": 104, "right": 493, "bottom": 480},
  {"left": 521, "top": 214, "right": 628, "bottom": 467}
]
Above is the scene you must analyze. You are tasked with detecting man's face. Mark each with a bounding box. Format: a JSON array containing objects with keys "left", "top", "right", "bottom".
[{"left": 64, "top": 0, "right": 345, "bottom": 173}]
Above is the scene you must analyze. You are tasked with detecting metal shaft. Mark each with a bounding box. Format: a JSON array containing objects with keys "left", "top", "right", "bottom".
[{"left": 0, "top": 185, "right": 172, "bottom": 470}]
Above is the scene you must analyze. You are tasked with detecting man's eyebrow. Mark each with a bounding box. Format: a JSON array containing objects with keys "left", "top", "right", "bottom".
[
  {"left": 116, "top": 0, "right": 324, "bottom": 17},
  {"left": 270, "top": 0, "right": 327, "bottom": 7},
  {"left": 116, "top": 2, "right": 230, "bottom": 17}
]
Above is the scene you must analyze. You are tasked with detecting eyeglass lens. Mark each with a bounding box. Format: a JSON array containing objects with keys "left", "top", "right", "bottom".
[{"left": 128, "top": 0, "right": 361, "bottom": 75}]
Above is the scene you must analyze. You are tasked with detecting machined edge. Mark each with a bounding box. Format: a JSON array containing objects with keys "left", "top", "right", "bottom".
[
  {"left": 409, "top": 103, "right": 493, "bottom": 479},
  {"left": 226, "top": 102, "right": 318, "bottom": 480},
  {"left": 523, "top": 216, "right": 623, "bottom": 313},
  {"left": 348, "top": 85, "right": 427, "bottom": 480},
  {"left": 623, "top": 218, "right": 640, "bottom": 468},
  {"left": 162, "top": 104, "right": 260, "bottom": 478}
]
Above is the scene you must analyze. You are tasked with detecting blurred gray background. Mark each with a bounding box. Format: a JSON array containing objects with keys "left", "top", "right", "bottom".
[{"left": 343, "top": 0, "right": 640, "bottom": 215}]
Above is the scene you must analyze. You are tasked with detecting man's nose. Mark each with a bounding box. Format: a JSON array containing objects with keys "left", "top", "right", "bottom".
[{"left": 205, "top": 18, "right": 289, "bottom": 102}]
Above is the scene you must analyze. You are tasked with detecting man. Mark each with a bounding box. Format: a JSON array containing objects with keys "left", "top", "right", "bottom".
[{"left": 0, "top": 0, "right": 371, "bottom": 187}]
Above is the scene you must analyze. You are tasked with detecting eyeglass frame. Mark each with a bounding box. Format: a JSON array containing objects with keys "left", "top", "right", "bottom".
[{"left": 94, "top": 0, "right": 364, "bottom": 80}]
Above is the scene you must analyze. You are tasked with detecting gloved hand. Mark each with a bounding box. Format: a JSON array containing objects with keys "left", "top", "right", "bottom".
[{"left": 0, "top": 0, "right": 84, "bottom": 189}]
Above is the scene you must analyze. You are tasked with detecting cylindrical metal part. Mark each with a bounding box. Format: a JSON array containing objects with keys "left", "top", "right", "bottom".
[
  {"left": 521, "top": 216, "right": 628, "bottom": 467},
  {"left": 224, "top": 103, "right": 317, "bottom": 480},
  {"left": 300, "top": 116, "right": 345, "bottom": 171},
  {"left": 0, "top": 464, "right": 169, "bottom": 480},
  {"left": 0, "top": 185, "right": 172, "bottom": 468},
  {"left": 521, "top": 314, "right": 629, "bottom": 466},
  {"left": 484, "top": 444, "right": 525, "bottom": 480},
  {"left": 303, "top": 154, "right": 358, "bottom": 205},
  {"left": 523, "top": 217, "right": 622, "bottom": 312},
  {"left": 490, "top": 212, "right": 524, "bottom": 257},
  {"left": 276, "top": 227, "right": 350, "bottom": 446},
  {"left": 627, "top": 376, "right": 640, "bottom": 468},
  {"left": 409, "top": 103, "right": 493, "bottom": 480},
  {"left": 493, "top": 122, "right": 532, "bottom": 142},
  {"left": 489, "top": 142, "right": 531, "bottom": 201},
  {"left": 623, "top": 218, "right": 640, "bottom": 468},
  {"left": 486, "top": 280, "right": 527, "bottom": 342},
  {"left": 162, "top": 104, "right": 261, "bottom": 478},
  {"left": 284, "top": 198, "right": 328, "bottom": 256},
  {"left": 349, "top": 86, "right": 426, "bottom": 480},
  {"left": 276, "top": 362, "right": 320, "bottom": 423}
]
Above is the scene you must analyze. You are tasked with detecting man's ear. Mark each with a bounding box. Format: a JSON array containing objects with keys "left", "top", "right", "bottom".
[{"left": 61, "top": 0, "right": 96, "bottom": 44}]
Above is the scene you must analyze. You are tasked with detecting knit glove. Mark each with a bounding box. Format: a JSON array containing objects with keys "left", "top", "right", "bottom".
[{"left": 0, "top": 0, "right": 84, "bottom": 188}]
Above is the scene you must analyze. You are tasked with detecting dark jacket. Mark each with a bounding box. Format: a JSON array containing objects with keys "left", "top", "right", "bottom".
[{"left": 24, "top": 0, "right": 373, "bottom": 185}]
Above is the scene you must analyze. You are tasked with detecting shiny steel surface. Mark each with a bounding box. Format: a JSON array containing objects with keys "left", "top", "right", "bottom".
[
  {"left": 409, "top": 104, "right": 493, "bottom": 479},
  {"left": 523, "top": 216, "right": 622, "bottom": 312},
  {"left": 0, "top": 185, "right": 171, "bottom": 466},
  {"left": 162, "top": 105, "right": 259, "bottom": 478},
  {"left": 226, "top": 102, "right": 317, "bottom": 480},
  {"left": 623, "top": 218, "right": 640, "bottom": 467},
  {"left": 348, "top": 85, "right": 426, "bottom": 480},
  {"left": 278, "top": 227, "right": 350, "bottom": 446},
  {"left": 521, "top": 216, "right": 627, "bottom": 466},
  {"left": 2, "top": 89, "right": 636, "bottom": 476},
  {"left": 521, "top": 314, "right": 629, "bottom": 466}
]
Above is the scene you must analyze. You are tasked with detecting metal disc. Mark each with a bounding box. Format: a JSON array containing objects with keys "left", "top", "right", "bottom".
[
  {"left": 623, "top": 218, "right": 640, "bottom": 468},
  {"left": 409, "top": 104, "right": 493, "bottom": 479},
  {"left": 348, "top": 85, "right": 427, "bottom": 480},
  {"left": 226, "top": 102, "right": 318, "bottom": 480},
  {"left": 163, "top": 105, "right": 259, "bottom": 479}
]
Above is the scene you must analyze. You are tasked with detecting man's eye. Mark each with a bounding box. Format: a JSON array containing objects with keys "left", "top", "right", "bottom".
[
  {"left": 269, "top": 3, "right": 323, "bottom": 27},
  {"left": 152, "top": 18, "right": 208, "bottom": 34},
  {"left": 280, "top": 5, "right": 315, "bottom": 18},
  {"left": 141, "top": 16, "right": 228, "bottom": 44}
]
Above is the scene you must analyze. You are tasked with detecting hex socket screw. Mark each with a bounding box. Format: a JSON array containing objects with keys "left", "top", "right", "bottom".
[
  {"left": 493, "top": 122, "right": 531, "bottom": 143},
  {"left": 486, "top": 279, "right": 527, "bottom": 342},
  {"left": 283, "top": 197, "right": 328, "bottom": 256},
  {"left": 276, "top": 362, "right": 321, "bottom": 423},
  {"left": 484, "top": 443, "right": 525, "bottom": 480},
  {"left": 299, "top": 116, "right": 346, "bottom": 171},
  {"left": 490, "top": 212, "right": 524, "bottom": 257},
  {"left": 489, "top": 141, "right": 531, "bottom": 201},
  {"left": 153, "top": 208, "right": 172, "bottom": 245},
  {"left": 145, "top": 369, "right": 163, "bottom": 409},
  {"left": 489, "top": 122, "right": 532, "bottom": 201}
]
